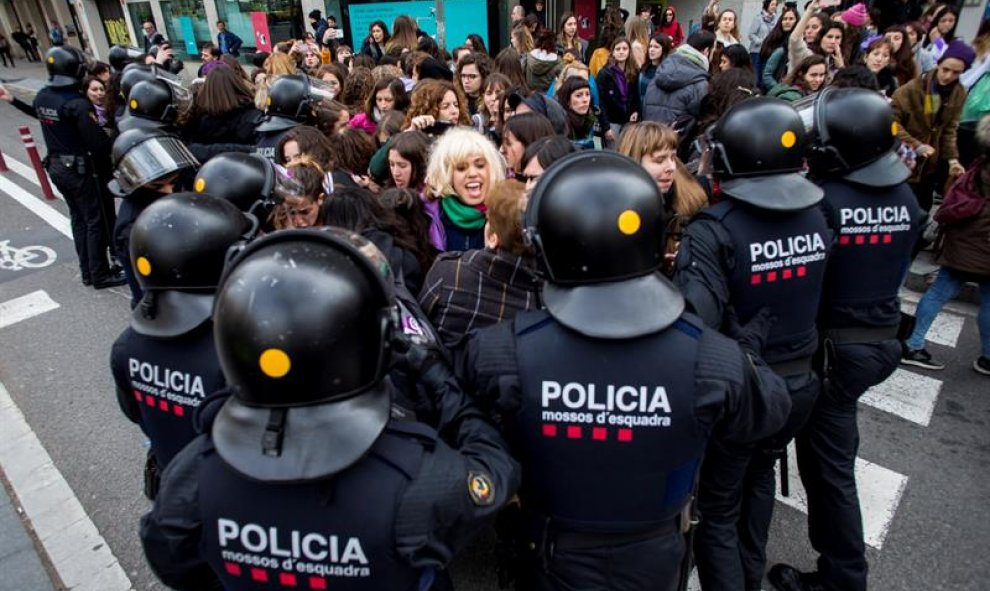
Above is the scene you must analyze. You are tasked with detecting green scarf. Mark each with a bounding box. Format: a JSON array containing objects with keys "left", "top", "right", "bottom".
[{"left": 441, "top": 195, "right": 487, "bottom": 230}]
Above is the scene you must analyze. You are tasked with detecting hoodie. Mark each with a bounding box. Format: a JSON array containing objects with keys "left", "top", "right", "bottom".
[
  {"left": 657, "top": 7, "right": 684, "bottom": 47},
  {"left": 642, "top": 45, "right": 710, "bottom": 124},
  {"left": 524, "top": 49, "right": 563, "bottom": 93}
]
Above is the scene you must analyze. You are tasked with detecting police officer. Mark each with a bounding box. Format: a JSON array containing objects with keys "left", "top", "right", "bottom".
[
  {"left": 255, "top": 74, "right": 334, "bottom": 161},
  {"left": 117, "top": 78, "right": 183, "bottom": 132},
  {"left": 458, "top": 151, "right": 792, "bottom": 591},
  {"left": 674, "top": 97, "right": 830, "bottom": 591},
  {"left": 193, "top": 151, "right": 276, "bottom": 214},
  {"left": 0, "top": 47, "right": 125, "bottom": 288},
  {"left": 108, "top": 45, "right": 144, "bottom": 73},
  {"left": 110, "top": 192, "right": 255, "bottom": 498},
  {"left": 109, "top": 128, "right": 199, "bottom": 305},
  {"left": 768, "top": 90, "right": 924, "bottom": 591},
  {"left": 141, "top": 228, "right": 520, "bottom": 590}
]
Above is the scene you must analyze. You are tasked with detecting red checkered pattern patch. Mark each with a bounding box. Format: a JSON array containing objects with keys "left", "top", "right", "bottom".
[
  {"left": 542, "top": 424, "right": 634, "bottom": 442},
  {"left": 134, "top": 390, "right": 187, "bottom": 417}
]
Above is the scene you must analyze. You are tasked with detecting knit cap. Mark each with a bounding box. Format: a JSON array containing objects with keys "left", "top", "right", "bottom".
[
  {"left": 841, "top": 3, "right": 869, "bottom": 28},
  {"left": 939, "top": 40, "right": 976, "bottom": 71}
]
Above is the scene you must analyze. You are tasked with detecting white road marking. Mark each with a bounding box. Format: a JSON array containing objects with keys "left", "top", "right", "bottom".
[
  {"left": 4, "top": 155, "right": 63, "bottom": 198},
  {"left": 775, "top": 444, "right": 908, "bottom": 550},
  {"left": 0, "top": 174, "right": 71, "bottom": 238},
  {"left": 900, "top": 302, "right": 965, "bottom": 348},
  {"left": 687, "top": 568, "right": 701, "bottom": 590},
  {"left": 860, "top": 368, "right": 943, "bottom": 427},
  {"left": 0, "top": 380, "right": 134, "bottom": 591},
  {"left": 0, "top": 290, "right": 59, "bottom": 330}
]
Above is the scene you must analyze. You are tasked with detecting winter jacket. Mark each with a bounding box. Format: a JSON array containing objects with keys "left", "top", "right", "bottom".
[
  {"left": 642, "top": 46, "right": 709, "bottom": 125},
  {"left": 935, "top": 160, "right": 990, "bottom": 276},
  {"left": 183, "top": 104, "right": 263, "bottom": 146},
  {"left": 524, "top": 50, "right": 563, "bottom": 93},
  {"left": 762, "top": 46, "right": 787, "bottom": 92},
  {"left": 768, "top": 83, "right": 806, "bottom": 102},
  {"left": 748, "top": 11, "right": 778, "bottom": 53},
  {"left": 596, "top": 65, "right": 640, "bottom": 126},
  {"left": 418, "top": 248, "right": 541, "bottom": 349},
  {"left": 891, "top": 72, "right": 967, "bottom": 177},
  {"left": 639, "top": 63, "right": 659, "bottom": 104},
  {"left": 361, "top": 38, "right": 386, "bottom": 61}
]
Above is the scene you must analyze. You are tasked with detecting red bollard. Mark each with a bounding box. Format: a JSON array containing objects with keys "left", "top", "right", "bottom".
[
  {"left": 0, "top": 148, "right": 7, "bottom": 173},
  {"left": 19, "top": 126, "right": 55, "bottom": 200}
]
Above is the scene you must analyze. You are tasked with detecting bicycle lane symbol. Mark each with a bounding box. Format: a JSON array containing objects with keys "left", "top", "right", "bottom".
[{"left": 0, "top": 239, "right": 57, "bottom": 272}]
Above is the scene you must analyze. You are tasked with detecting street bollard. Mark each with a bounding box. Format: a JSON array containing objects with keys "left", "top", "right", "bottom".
[
  {"left": 18, "top": 126, "right": 55, "bottom": 200},
  {"left": 0, "top": 148, "right": 7, "bottom": 173}
]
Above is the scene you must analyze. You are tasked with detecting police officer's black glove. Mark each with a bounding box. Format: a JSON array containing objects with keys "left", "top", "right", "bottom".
[
  {"left": 392, "top": 332, "right": 446, "bottom": 379},
  {"left": 724, "top": 306, "right": 776, "bottom": 356}
]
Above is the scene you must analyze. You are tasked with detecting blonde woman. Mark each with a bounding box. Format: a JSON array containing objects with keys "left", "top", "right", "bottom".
[
  {"left": 625, "top": 16, "right": 650, "bottom": 68},
  {"left": 425, "top": 128, "right": 506, "bottom": 250},
  {"left": 617, "top": 121, "right": 708, "bottom": 275}
]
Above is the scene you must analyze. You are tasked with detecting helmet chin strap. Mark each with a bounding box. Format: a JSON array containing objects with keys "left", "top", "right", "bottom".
[{"left": 140, "top": 291, "right": 158, "bottom": 320}]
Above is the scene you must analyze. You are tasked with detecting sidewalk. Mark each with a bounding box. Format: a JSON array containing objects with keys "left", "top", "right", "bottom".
[{"left": 0, "top": 476, "right": 56, "bottom": 591}]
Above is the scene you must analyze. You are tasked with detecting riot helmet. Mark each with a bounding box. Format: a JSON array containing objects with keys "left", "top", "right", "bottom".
[
  {"left": 45, "top": 46, "right": 89, "bottom": 87},
  {"left": 256, "top": 74, "right": 336, "bottom": 133},
  {"left": 108, "top": 45, "right": 144, "bottom": 73},
  {"left": 193, "top": 152, "right": 276, "bottom": 212},
  {"left": 117, "top": 79, "right": 180, "bottom": 132},
  {"left": 801, "top": 87, "right": 910, "bottom": 187},
  {"left": 524, "top": 151, "right": 684, "bottom": 339},
  {"left": 704, "top": 97, "right": 823, "bottom": 210},
  {"left": 119, "top": 63, "right": 158, "bottom": 99},
  {"left": 109, "top": 128, "right": 199, "bottom": 197},
  {"left": 129, "top": 192, "right": 257, "bottom": 337},
  {"left": 212, "top": 228, "right": 398, "bottom": 482}
]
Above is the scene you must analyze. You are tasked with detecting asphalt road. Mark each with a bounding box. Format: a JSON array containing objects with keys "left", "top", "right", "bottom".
[{"left": 0, "top": 98, "right": 987, "bottom": 591}]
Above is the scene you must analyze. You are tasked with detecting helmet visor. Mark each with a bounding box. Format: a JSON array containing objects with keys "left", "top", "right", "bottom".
[
  {"left": 114, "top": 136, "right": 199, "bottom": 195},
  {"left": 307, "top": 76, "right": 337, "bottom": 102}
]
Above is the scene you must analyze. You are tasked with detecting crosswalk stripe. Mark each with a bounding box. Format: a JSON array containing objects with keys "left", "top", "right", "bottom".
[
  {"left": 774, "top": 444, "right": 908, "bottom": 550},
  {"left": 0, "top": 174, "right": 71, "bottom": 238},
  {"left": 3, "top": 154, "right": 63, "bottom": 198},
  {"left": 0, "top": 290, "right": 59, "bottom": 330},
  {"left": 860, "top": 368, "right": 943, "bottom": 427},
  {"left": 900, "top": 302, "right": 965, "bottom": 348}
]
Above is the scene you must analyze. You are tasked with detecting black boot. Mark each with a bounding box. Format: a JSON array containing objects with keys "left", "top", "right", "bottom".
[{"left": 768, "top": 564, "right": 825, "bottom": 591}]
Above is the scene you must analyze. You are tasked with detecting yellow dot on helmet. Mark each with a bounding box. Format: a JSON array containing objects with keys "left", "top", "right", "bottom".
[
  {"left": 266, "top": 96, "right": 272, "bottom": 107},
  {"left": 47, "top": 56, "right": 55, "bottom": 64},
  {"left": 781, "top": 130, "right": 797, "bottom": 149},
  {"left": 129, "top": 99, "right": 138, "bottom": 110},
  {"left": 617, "top": 210, "right": 641, "bottom": 236},
  {"left": 259, "top": 348, "right": 291, "bottom": 379},
  {"left": 891, "top": 122, "right": 898, "bottom": 136},
  {"left": 194, "top": 178, "right": 206, "bottom": 193},
  {"left": 136, "top": 256, "right": 152, "bottom": 276}
]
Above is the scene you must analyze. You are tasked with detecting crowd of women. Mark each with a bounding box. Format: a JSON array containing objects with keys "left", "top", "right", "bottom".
[{"left": 70, "top": 1, "right": 989, "bottom": 366}]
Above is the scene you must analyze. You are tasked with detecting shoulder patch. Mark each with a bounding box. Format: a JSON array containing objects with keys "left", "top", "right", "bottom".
[{"left": 467, "top": 471, "right": 495, "bottom": 506}]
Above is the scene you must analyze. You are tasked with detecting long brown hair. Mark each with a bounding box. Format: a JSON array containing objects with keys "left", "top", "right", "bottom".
[
  {"left": 403, "top": 79, "right": 470, "bottom": 128},
  {"left": 193, "top": 65, "right": 254, "bottom": 116},
  {"left": 608, "top": 37, "right": 638, "bottom": 84},
  {"left": 616, "top": 121, "right": 707, "bottom": 217},
  {"left": 884, "top": 25, "right": 918, "bottom": 86}
]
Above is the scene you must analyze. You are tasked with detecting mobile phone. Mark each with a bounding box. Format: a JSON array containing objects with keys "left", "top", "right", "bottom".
[
  {"left": 423, "top": 120, "right": 454, "bottom": 135},
  {"left": 819, "top": 0, "right": 841, "bottom": 8},
  {"left": 335, "top": 29, "right": 344, "bottom": 39}
]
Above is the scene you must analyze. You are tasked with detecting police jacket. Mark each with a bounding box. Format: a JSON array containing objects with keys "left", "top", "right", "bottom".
[
  {"left": 674, "top": 198, "right": 830, "bottom": 364},
  {"left": 32, "top": 85, "right": 113, "bottom": 158},
  {"left": 458, "top": 309, "right": 790, "bottom": 533},
  {"left": 817, "top": 178, "right": 924, "bottom": 330},
  {"left": 140, "top": 364, "right": 520, "bottom": 591},
  {"left": 110, "top": 321, "right": 226, "bottom": 468}
]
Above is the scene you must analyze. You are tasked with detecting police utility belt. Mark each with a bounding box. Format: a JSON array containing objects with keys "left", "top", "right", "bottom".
[
  {"left": 549, "top": 519, "right": 681, "bottom": 551},
  {"left": 46, "top": 153, "right": 89, "bottom": 174},
  {"left": 768, "top": 356, "right": 813, "bottom": 377}
]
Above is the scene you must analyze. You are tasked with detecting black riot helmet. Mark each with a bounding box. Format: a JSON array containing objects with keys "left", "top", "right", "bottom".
[
  {"left": 119, "top": 63, "right": 158, "bottom": 99},
  {"left": 256, "top": 74, "right": 336, "bottom": 132},
  {"left": 524, "top": 151, "right": 684, "bottom": 339},
  {"left": 801, "top": 87, "right": 910, "bottom": 187},
  {"left": 117, "top": 79, "right": 180, "bottom": 132},
  {"left": 45, "top": 46, "right": 88, "bottom": 87},
  {"left": 108, "top": 45, "right": 144, "bottom": 73},
  {"left": 212, "top": 228, "right": 398, "bottom": 482},
  {"left": 705, "top": 96, "right": 823, "bottom": 210},
  {"left": 109, "top": 128, "right": 199, "bottom": 197},
  {"left": 193, "top": 152, "right": 276, "bottom": 212},
  {"left": 129, "top": 192, "right": 257, "bottom": 337}
]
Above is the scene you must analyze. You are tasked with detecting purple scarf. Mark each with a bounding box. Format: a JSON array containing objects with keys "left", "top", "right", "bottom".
[
  {"left": 420, "top": 193, "right": 447, "bottom": 251},
  {"left": 610, "top": 64, "right": 630, "bottom": 110}
]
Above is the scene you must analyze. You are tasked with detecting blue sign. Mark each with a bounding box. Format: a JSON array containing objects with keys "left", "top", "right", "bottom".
[
  {"left": 178, "top": 16, "right": 198, "bottom": 56},
  {"left": 349, "top": 0, "right": 488, "bottom": 51}
]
